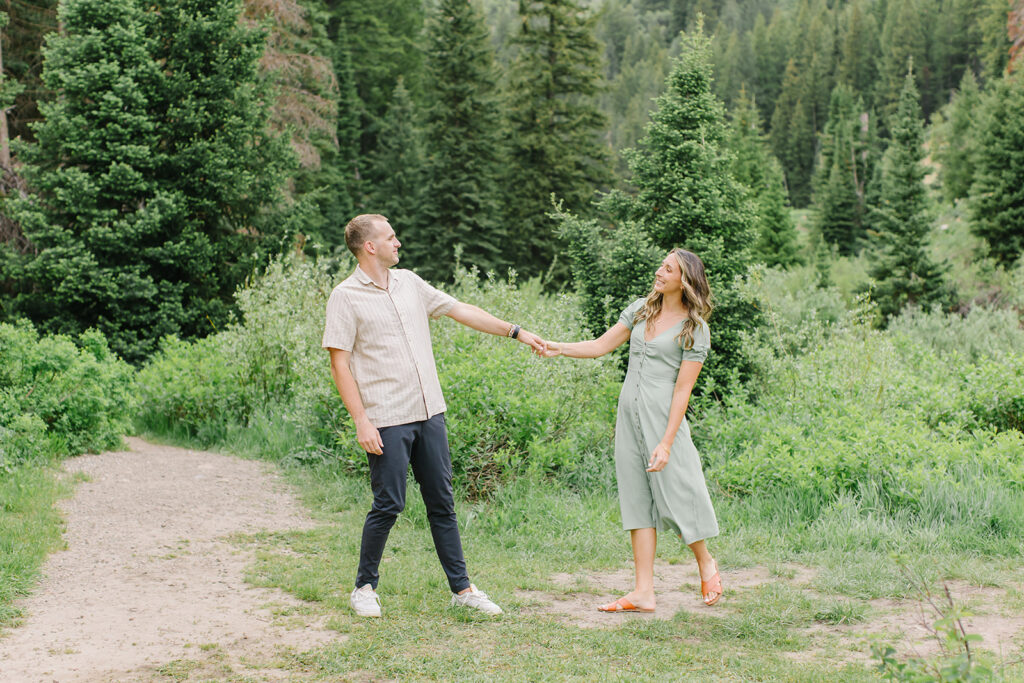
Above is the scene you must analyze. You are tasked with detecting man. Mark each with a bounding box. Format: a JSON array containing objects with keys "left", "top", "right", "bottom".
[{"left": 322, "top": 214, "right": 545, "bottom": 618}]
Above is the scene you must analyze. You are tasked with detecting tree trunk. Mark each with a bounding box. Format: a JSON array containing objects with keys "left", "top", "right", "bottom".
[{"left": 0, "top": 25, "right": 10, "bottom": 170}]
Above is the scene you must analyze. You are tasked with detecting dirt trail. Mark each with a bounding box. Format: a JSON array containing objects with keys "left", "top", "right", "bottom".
[{"left": 0, "top": 437, "right": 336, "bottom": 683}]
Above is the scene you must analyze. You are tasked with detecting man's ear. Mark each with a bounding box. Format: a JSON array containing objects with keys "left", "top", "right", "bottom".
[{"left": 363, "top": 240, "right": 376, "bottom": 255}]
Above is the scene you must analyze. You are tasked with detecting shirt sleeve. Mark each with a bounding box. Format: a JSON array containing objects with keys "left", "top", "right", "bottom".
[
  {"left": 617, "top": 298, "right": 645, "bottom": 330},
  {"left": 322, "top": 286, "right": 356, "bottom": 351},
  {"left": 682, "top": 322, "right": 711, "bottom": 363},
  {"left": 410, "top": 272, "right": 457, "bottom": 319}
]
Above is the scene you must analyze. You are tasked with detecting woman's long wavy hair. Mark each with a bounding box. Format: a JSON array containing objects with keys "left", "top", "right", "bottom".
[{"left": 633, "top": 249, "right": 713, "bottom": 350}]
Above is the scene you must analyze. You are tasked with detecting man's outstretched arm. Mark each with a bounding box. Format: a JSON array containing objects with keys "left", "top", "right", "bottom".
[
  {"left": 328, "top": 348, "right": 384, "bottom": 455},
  {"left": 445, "top": 302, "right": 546, "bottom": 353}
]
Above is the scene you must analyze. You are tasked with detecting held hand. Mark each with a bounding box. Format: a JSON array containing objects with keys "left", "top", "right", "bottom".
[
  {"left": 646, "top": 441, "right": 671, "bottom": 472},
  {"left": 538, "top": 340, "right": 562, "bottom": 358},
  {"left": 517, "top": 329, "right": 546, "bottom": 354},
  {"left": 356, "top": 417, "right": 384, "bottom": 455}
]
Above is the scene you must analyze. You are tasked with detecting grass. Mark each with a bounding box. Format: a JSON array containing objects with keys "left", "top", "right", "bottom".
[
  {"left": 221, "top": 463, "right": 1024, "bottom": 682},
  {"left": 0, "top": 463, "right": 75, "bottom": 628},
  {"left": 7, "top": 428, "right": 1023, "bottom": 680}
]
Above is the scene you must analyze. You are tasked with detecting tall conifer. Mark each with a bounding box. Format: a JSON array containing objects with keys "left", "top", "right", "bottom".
[
  {"left": 770, "top": 59, "right": 817, "bottom": 207},
  {"left": 877, "top": 0, "right": 932, "bottom": 119},
  {"left": 815, "top": 84, "right": 869, "bottom": 255},
  {"left": 867, "top": 64, "right": 952, "bottom": 321},
  {"left": 504, "top": 0, "right": 611, "bottom": 280},
  {"left": 364, "top": 79, "right": 425, "bottom": 261},
  {"left": 970, "top": 72, "right": 1024, "bottom": 266},
  {"left": 3, "top": 0, "right": 292, "bottom": 361},
  {"left": 416, "top": 0, "right": 507, "bottom": 281},
  {"left": 607, "top": 23, "right": 759, "bottom": 390},
  {"left": 837, "top": 0, "right": 879, "bottom": 102},
  {"left": 933, "top": 68, "right": 981, "bottom": 203},
  {"left": 729, "top": 90, "right": 800, "bottom": 267}
]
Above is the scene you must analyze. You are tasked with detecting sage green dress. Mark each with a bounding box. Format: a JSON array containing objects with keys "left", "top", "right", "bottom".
[{"left": 614, "top": 298, "right": 719, "bottom": 543}]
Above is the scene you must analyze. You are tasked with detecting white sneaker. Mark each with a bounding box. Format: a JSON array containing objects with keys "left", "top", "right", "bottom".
[
  {"left": 450, "top": 584, "right": 503, "bottom": 615},
  {"left": 350, "top": 584, "right": 381, "bottom": 617}
]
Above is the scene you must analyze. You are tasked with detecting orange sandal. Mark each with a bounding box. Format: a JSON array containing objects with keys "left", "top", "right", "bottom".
[
  {"left": 597, "top": 597, "right": 655, "bottom": 613},
  {"left": 701, "top": 561, "right": 723, "bottom": 606}
]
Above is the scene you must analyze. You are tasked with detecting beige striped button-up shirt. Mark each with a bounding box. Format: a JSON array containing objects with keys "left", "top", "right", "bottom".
[{"left": 322, "top": 266, "right": 457, "bottom": 428}]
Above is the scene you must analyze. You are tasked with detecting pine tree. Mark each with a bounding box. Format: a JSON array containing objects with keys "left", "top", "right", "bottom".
[
  {"left": 729, "top": 90, "right": 800, "bottom": 267},
  {"left": 3, "top": 0, "right": 293, "bottom": 362},
  {"left": 749, "top": 10, "right": 787, "bottom": 126},
  {"left": 331, "top": 28, "right": 362, "bottom": 225},
  {"left": 713, "top": 29, "right": 747, "bottom": 110},
  {"left": 813, "top": 232, "right": 833, "bottom": 287},
  {"left": 837, "top": 0, "right": 879, "bottom": 104},
  {"left": 504, "top": 0, "right": 612, "bottom": 280},
  {"left": 604, "top": 22, "right": 759, "bottom": 391},
  {"left": 770, "top": 59, "right": 817, "bottom": 207},
  {"left": 799, "top": 3, "right": 837, "bottom": 136},
  {"left": 815, "top": 84, "right": 865, "bottom": 255},
  {"left": 979, "top": 0, "right": 1013, "bottom": 81},
  {"left": 246, "top": 0, "right": 350, "bottom": 249},
  {"left": 0, "top": 10, "right": 24, "bottom": 172},
  {"left": 970, "top": 71, "right": 1024, "bottom": 266},
  {"left": 0, "top": 9, "right": 29, "bottom": 254},
  {"left": 754, "top": 160, "right": 802, "bottom": 268},
  {"left": 364, "top": 79, "right": 424, "bottom": 260},
  {"left": 415, "top": 0, "right": 506, "bottom": 281},
  {"left": 933, "top": 0, "right": 984, "bottom": 94},
  {"left": 817, "top": 153, "right": 861, "bottom": 255},
  {"left": 877, "top": 0, "right": 932, "bottom": 120},
  {"left": 327, "top": 0, "right": 425, "bottom": 157},
  {"left": 932, "top": 68, "right": 981, "bottom": 202},
  {"left": 867, "top": 64, "right": 952, "bottom": 322}
]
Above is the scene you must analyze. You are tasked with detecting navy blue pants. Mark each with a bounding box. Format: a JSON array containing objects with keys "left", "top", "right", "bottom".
[{"left": 356, "top": 413, "right": 470, "bottom": 593}]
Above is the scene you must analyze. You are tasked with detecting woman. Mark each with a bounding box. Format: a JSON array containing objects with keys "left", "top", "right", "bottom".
[{"left": 543, "top": 248, "right": 721, "bottom": 611}]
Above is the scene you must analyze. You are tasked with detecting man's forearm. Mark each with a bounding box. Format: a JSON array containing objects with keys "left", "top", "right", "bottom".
[{"left": 446, "top": 302, "right": 514, "bottom": 336}]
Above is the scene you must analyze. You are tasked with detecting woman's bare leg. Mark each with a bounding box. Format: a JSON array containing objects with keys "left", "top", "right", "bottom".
[
  {"left": 688, "top": 539, "right": 720, "bottom": 603},
  {"left": 618, "top": 527, "right": 657, "bottom": 609}
]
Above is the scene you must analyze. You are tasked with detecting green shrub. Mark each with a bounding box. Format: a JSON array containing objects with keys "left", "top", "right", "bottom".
[
  {"left": 698, "top": 313, "right": 1024, "bottom": 528},
  {"left": 134, "top": 334, "right": 253, "bottom": 438},
  {"left": 288, "top": 265, "right": 622, "bottom": 494},
  {"left": 135, "top": 254, "right": 347, "bottom": 441},
  {"left": 955, "top": 355, "right": 1024, "bottom": 433},
  {"left": 888, "top": 305, "right": 1024, "bottom": 363},
  {"left": 431, "top": 269, "right": 620, "bottom": 494},
  {"left": 135, "top": 256, "right": 621, "bottom": 494},
  {"left": 0, "top": 321, "right": 134, "bottom": 469}
]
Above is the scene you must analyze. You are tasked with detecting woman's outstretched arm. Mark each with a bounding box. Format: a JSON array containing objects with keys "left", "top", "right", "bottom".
[{"left": 549, "top": 323, "right": 631, "bottom": 359}]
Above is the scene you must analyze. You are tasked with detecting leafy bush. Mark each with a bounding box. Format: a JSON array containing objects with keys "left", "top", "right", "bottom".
[
  {"left": 888, "top": 305, "right": 1024, "bottom": 363},
  {"left": 953, "top": 355, "right": 1024, "bottom": 433},
  {"left": 136, "top": 256, "right": 621, "bottom": 494},
  {"left": 0, "top": 321, "right": 134, "bottom": 470},
  {"left": 134, "top": 334, "right": 253, "bottom": 438},
  {"left": 698, "top": 313, "right": 1024, "bottom": 535},
  {"left": 135, "top": 254, "right": 345, "bottom": 439},
  {"left": 288, "top": 264, "right": 622, "bottom": 494}
]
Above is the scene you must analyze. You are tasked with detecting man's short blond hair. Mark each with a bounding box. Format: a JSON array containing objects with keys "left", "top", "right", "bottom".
[{"left": 344, "top": 214, "right": 388, "bottom": 256}]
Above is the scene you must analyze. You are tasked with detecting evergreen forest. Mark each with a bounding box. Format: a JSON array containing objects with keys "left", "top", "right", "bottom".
[{"left": 2, "top": 0, "right": 1023, "bottom": 364}]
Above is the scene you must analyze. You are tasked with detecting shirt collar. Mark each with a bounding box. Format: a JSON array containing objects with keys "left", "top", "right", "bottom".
[{"left": 354, "top": 265, "right": 398, "bottom": 291}]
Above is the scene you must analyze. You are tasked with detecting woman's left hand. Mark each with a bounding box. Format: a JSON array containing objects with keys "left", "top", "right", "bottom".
[{"left": 647, "top": 441, "right": 671, "bottom": 472}]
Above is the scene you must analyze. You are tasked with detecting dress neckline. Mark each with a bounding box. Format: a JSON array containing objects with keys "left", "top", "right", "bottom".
[{"left": 641, "top": 317, "right": 687, "bottom": 343}]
